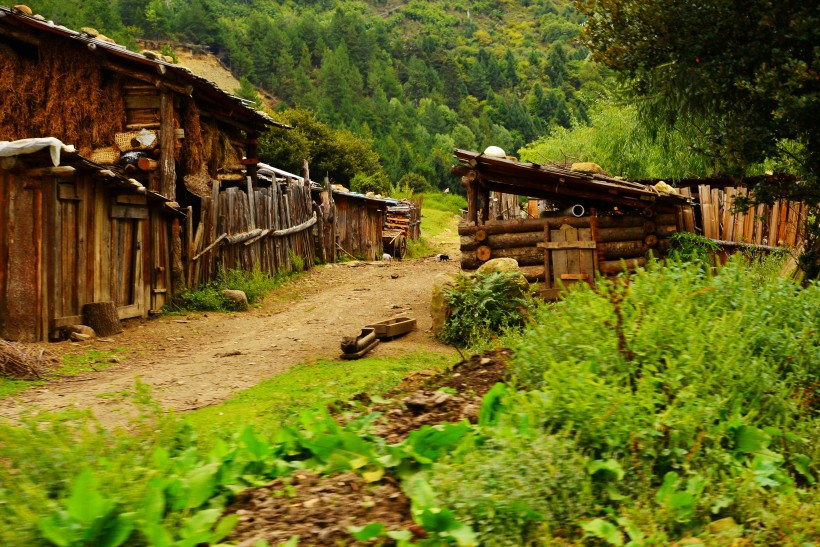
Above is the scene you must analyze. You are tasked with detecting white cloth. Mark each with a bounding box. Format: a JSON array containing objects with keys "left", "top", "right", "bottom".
[{"left": 0, "top": 137, "right": 77, "bottom": 166}]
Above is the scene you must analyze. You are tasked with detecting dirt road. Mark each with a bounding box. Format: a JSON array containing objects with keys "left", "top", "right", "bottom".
[{"left": 0, "top": 256, "right": 460, "bottom": 427}]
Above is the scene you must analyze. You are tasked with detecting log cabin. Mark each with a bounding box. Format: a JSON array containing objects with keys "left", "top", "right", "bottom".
[
  {"left": 452, "top": 150, "right": 812, "bottom": 297},
  {"left": 0, "top": 6, "right": 290, "bottom": 341},
  {"left": 452, "top": 149, "right": 692, "bottom": 299}
]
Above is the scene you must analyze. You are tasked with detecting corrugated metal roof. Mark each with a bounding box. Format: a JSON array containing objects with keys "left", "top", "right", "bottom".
[{"left": 0, "top": 6, "right": 289, "bottom": 132}]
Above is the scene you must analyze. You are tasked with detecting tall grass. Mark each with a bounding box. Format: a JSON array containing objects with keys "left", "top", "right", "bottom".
[{"left": 166, "top": 268, "right": 292, "bottom": 312}]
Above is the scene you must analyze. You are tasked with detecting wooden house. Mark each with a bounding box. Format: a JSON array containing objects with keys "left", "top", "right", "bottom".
[
  {"left": 0, "top": 6, "right": 292, "bottom": 341},
  {"left": 452, "top": 149, "right": 691, "bottom": 299}
]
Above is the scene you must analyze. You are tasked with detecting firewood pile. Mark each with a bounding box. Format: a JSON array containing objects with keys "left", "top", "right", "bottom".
[
  {"left": 385, "top": 200, "right": 421, "bottom": 240},
  {"left": 0, "top": 340, "right": 58, "bottom": 380}
]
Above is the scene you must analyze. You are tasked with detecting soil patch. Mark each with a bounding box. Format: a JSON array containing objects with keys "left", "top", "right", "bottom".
[
  {"left": 224, "top": 349, "right": 512, "bottom": 545},
  {"left": 371, "top": 348, "right": 512, "bottom": 443},
  {"left": 227, "top": 472, "right": 418, "bottom": 547}
]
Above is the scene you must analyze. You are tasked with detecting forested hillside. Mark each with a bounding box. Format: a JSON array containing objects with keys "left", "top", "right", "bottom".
[{"left": 23, "top": 0, "right": 608, "bottom": 192}]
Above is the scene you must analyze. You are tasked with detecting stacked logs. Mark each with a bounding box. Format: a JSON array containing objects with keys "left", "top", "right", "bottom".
[{"left": 459, "top": 213, "right": 678, "bottom": 281}]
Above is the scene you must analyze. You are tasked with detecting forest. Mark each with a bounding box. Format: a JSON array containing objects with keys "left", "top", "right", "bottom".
[{"left": 24, "top": 0, "right": 607, "bottom": 193}]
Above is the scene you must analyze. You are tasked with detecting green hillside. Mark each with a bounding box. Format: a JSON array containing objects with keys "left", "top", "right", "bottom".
[{"left": 22, "top": 0, "right": 608, "bottom": 191}]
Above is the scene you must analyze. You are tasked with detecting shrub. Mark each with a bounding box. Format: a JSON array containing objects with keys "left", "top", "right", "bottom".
[
  {"left": 429, "top": 433, "right": 594, "bottom": 545},
  {"left": 494, "top": 257, "right": 820, "bottom": 539},
  {"left": 440, "top": 272, "right": 535, "bottom": 348}
]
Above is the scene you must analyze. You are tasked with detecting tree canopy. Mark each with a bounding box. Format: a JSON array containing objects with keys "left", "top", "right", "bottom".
[
  {"left": 576, "top": 0, "right": 820, "bottom": 204},
  {"left": 575, "top": 0, "right": 820, "bottom": 276}
]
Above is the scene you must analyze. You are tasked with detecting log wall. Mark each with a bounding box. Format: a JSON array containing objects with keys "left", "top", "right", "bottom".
[{"left": 459, "top": 212, "right": 677, "bottom": 282}]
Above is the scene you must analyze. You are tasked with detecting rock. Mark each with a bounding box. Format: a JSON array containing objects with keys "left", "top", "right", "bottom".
[
  {"left": 570, "top": 161, "right": 605, "bottom": 174},
  {"left": 142, "top": 50, "right": 159, "bottom": 60},
  {"left": 163, "top": 55, "right": 174, "bottom": 63},
  {"left": 62, "top": 324, "right": 96, "bottom": 341},
  {"left": 430, "top": 272, "right": 459, "bottom": 336},
  {"left": 81, "top": 26, "right": 100, "bottom": 37},
  {"left": 222, "top": 289, "right": 249, "bottom": 311},
  {"left": 13, "top": 5, "right": 33, "bottom": 15},
  {"left": 476, "top": 258, "right": 529, "bottom": 293}
]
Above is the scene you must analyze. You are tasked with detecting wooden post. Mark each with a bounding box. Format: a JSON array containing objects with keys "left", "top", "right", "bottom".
[{"left": 159, "top": 90, "right": 176, "bottom": 200}]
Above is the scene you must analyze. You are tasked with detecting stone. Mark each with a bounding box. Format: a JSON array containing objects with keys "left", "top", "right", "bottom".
[
  {"left": 81, "top": 26, "right": 100, "bottom": 37},
  {"left": 62, "top": 324, "right": 96, "bottom": 341},
  {"left": 13, "top": 5, "right": 33, "bottom": 15},
  {"left": 570, "top": 161, "right": 605, "bottom": 174},
  {"left": 430, "top": 272, "right": 459, "bottom": 336},
  {"left": 222, "top": 289, "right": 249, "bottom": 311},
  {"left": 476, "top": 257, "right": 529, "bottom": 293}
]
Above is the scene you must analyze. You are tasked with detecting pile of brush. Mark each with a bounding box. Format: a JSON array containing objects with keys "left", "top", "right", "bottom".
[{"left": 0, "top": 340, "right": 57, "bottom": 380}]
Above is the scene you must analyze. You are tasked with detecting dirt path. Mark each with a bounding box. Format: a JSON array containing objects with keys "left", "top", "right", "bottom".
[{"left": 0, "top": 256, "right": 460, "bottom": 427}]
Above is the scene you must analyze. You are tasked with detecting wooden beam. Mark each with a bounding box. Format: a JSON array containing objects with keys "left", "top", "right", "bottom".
[{"left": 159, "top": 90, "right": 176, "bottom": 199}]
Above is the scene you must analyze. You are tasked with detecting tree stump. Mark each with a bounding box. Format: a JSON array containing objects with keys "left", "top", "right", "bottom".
[{"left": 81, "top": 302, "right": 123, "bottom": 336}]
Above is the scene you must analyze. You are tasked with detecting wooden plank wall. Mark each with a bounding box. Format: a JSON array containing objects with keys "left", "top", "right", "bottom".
[
  {"left": 0, "top": 172, "right": 47, "bottom": 341},
  {"left": 690, "top": 185, "right": 809, "bottom": 246},
  {"left": 489, "top": 192, "right": 520, "bottom": 220},
  {"left": 0, "top": 170, "right": 165, "bottom": 341},
  {"left": 334, "top": 195, "right": 384, "bottom": 261},
  {"left": 189, "top": 177, "right": 316, "bottom": 285}
]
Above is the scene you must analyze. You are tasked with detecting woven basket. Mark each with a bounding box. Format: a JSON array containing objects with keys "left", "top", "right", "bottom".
[
  {"left": 89, "top": 146, "right": 120, "bottom": 165},
  {"left": 114, "top": 130, "right": 158, "bottom": 152},
  {"left": 183, "top": 164, "right": 214, "bottom": 198}
]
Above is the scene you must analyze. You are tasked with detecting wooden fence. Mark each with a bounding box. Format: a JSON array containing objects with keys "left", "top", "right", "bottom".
[
  {"left": 188, "top": 178, "right": 316, "bottom": 286},
  {"left": 681, "top": 186, "right": 809, "bottom": 247}
]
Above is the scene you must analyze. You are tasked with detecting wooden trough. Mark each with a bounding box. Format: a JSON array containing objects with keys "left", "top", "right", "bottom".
[{"left": 365, "top": 317, "right": 416, "bottom": 340}]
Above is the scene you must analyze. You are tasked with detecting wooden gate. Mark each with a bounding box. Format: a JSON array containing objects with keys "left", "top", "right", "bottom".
[{"left": 538, "top": 223, "right": 598, "bottom": 300}]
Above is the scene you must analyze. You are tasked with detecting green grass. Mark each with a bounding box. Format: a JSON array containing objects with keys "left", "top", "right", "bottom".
[
  {"left": 166, "top": 268, "right": 296, "bottom": 313},
  {"left": 184, "top": 351, "right": 454, "bottom": 439},
  {"left": 421, "top": 192, "right": 467, "bottom": 216},
  {"left": 0, "top": 377, "right": 42, "bottom": 398}
]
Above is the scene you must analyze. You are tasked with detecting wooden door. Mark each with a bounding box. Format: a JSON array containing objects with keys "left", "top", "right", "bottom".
[
  {"left": 538, "top": 223, "right": 598, "bottom": 300},
  {"left": 110, "top": 195, "right": 148, "bottom": 319},
  {"left": 50, "top": 180, "right": 86, "bottom": 332}
]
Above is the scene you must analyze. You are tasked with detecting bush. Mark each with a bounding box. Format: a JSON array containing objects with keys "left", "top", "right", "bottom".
[
  {"left": 440, "top": 272, "right": 535, "bottom": 348},
  {"left": 490, "top": 257, "right": 820, "bottom": 540},
  {"left": 430, "top": 433, "right": 594, "bottom": 545}
]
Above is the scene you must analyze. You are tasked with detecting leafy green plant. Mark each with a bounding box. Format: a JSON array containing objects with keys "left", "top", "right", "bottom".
[
  {"left": 429, "top": 433, "right": 594, "bottom": 545},
  {"left": 668, "top": 231, "right": 721, "bottom": 265},
  {"left": 38, "top": 469, "right": 135, "bottom": 547},
  {"left": 440, "top": 272, "right": 535, "bottom": 347},
  {"left": 493, "top": 256, "right": 820, "bottom": 539}
]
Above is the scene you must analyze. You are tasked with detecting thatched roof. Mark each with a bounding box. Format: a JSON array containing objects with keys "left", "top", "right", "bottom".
[{"left": 0, "top": 6, "right": 286, "bottom": 134}]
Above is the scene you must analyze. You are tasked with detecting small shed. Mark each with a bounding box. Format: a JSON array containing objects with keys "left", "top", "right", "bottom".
[
  {"left": 452, "top": 149, "right": 691, "bottom": 298},
  {"left": 332, "top": 190, "right": 392, "bottom": 262},
  {"left": 0, "top": 140, "right": 181, "bottom": 341}
]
